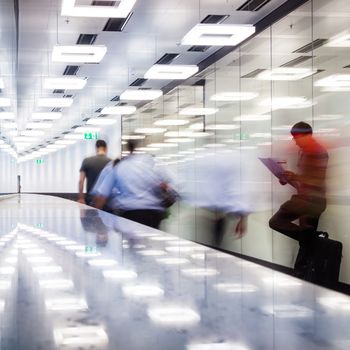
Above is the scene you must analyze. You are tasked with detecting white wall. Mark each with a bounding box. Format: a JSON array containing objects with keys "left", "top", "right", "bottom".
[{"left": 0, "top": 151, "right": 17, "bottom": 194}]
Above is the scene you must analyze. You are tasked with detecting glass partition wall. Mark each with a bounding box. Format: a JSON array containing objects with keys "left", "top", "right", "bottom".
[{"left": 121, "top": 0, "right": 350, "bottom": 286}]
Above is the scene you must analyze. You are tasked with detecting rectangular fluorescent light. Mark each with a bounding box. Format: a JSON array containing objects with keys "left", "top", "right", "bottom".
[
  {"left": 134, "top": 127, "right": 166, "bottom": 134},
  {"left": 38, "top": 98, "right": 73, "bottom": 108},
  {"left": 47, "top": 144, "right": 66, "bottom": 149},
  {"left": 256, "top": 68, "right": 316, "bottom": 81},
  {"left": 0, "top": 98, "right": 11, "bottom": 107},
  {"left": 45, "top": 298, "right": 87, "bottom": 311},
  {"left": 315, "top": 74, "right": 350, "bottom": 88},
  {"left": 233, "top": 114, "right": 271, "bottom": 121},
  {"left": 26, "top": 122, "right": 53, "bottom": 129},
  {"left": 210, "top": 92, "right": 258, "bottom": 101},
  {"left": 61, "top": 0, "right": 137, "bottom": 18},
  {"left": 64, "top": 134, "right": 84, "bottom": 140},
  {"left": 21, "top": 130, "right": 45, "bottom": 137},
  {"left": 144, "top": 64, "right": 198, "bottom": 80},
  {"left": 13, "top": 136, "right": 38, "bottom": 142},
  {"left": 326, "top": 32, "right": 350, "bottom": 47},
  {"left": 44, "top": 77, "right": 87, "bottom": 90},
  {"left": 181, "top": 24, "right": 255, "bottom": 46},
  {"left": 86, "top": 118, "right": 117, "bottom": 125},
  {"left": 179, "top": 107, "right": 218, "bottom": 115},
  {"left": 259, "top": 97, "right": 313, "bottom": 110},
  {"left": 120, "top": 89, "right": 163, "bottom": 101},
  {"left": 101, "top": 106, "right": 136, "bottom": 114},
  {"left": 147, "top": 306, "right": 200, "bottom": 325},
  {"left": 32, "top": 112, "right": 62, "bottom": 120},
  {"left": 0, "top": 112, "right": 15, "bottom": 119},
  {"left": 55, "top": 140, "right": 77, "bottom": 145},
  {"left": 74, "top": 126, "right": 101, "bottom": 133},
  {"left": 2, "top": 122, "right": 17, "bottom": 129},
  {"left": 52, "top": 45, "right": 107, "bottom": 63}
]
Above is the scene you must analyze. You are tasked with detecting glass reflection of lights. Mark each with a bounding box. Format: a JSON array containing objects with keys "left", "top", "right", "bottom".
[
  {"left": 156, "top": 257, "right": 190, "bottom": 265},
  {"left": 149, "top": 236, "right": 179, "bottom": 241},
  {"left": 54, "top": 326, "right": 108, "bottom": 347},
  {"left": 262, "top": 305, "right": 313, "bottom": 318},
  {"left": 45, "top": 298, "right": 88, "bottom": 311},
  {"left": 122, "top": 285, "right": 164, "bottom": 298},
  {"left": 65, "top": 245, "right": 86, "bottom": 251},
  {"left": 181, "top": 268, "right": 219, "bottom": 277},
  {"left": 187, "top": 342, "right": 250, "bottom": 350},
  {"left": 39, "top": 279, "right": 74, "bottom": 290},
  {"left": 102, "top": 269, "right": 138, "bottom": 280},
  {"left": 0, "top": 281, "right": 11, "bottom": 290},
  {"left": 75, "top": 251, "right": 101, "bottom": 258},
  {"left": 318, "top": 295, "right": 350, "bottom": 310},
  {"left": 4, "top": 257, "right": 17, "bottom": 264},
  {"left": 190, "top": 253, "right": 206, "bottom": 260},
  {"left": 0, "top": 267, "right": 16, "bottom": 275},
  {"left": 27, "top": 256, "right": 53, "bottom": 264},
  {"left": 214, "top": 283, "right": 258, "bottom": 293},
  {"left": 138, "top": 250, "right": 167, "bottom": 257},
  {"left": 56, "top": 240, "right": 78, "bottom": 246},
  {"left": 22, "top": 248, "right": 46, "bottom": 255},
  {"left": 148, "top": 306, "right": 200, "bottom": 326},
  {"left": 262, "top": 276, "right": 302, "bottom": 287},
  {"left": 33, "top": 266, "right": 63, "bottom": 274}
]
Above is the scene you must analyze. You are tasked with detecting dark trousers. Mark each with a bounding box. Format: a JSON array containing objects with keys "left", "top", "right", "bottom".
[
  {"left": 119, "top": 209, "right": 165, "bottom": 229},
  {"left": 269, "top": 195, "right": 326, "bottom": 272}
]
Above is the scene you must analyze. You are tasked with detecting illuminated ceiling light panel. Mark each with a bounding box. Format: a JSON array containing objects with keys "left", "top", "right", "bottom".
[
  {"left": 64, "top": 134, "right": 84, "bottom": 140},
  {"left": 134, "top": 127, "right": 166, "bottom": 134},
  {"left": 74, "top": 126, "right": 101, "bottom": 133},
  {"left": 0, "top": 98, "right": 11, "bottom": 107},
  {"left": 262, "top": 304, "right": 313, "bottom": 318},
  {"left": 61, "top": 0, "right": 136, "bottom": 18},
  {"left": 156, "top": 257, "right": 189, "bottom": 265},
  {"left": 214, "top": 283, "right": 258, "bottom": 293},
  {"left": 154, "top": 119, "right": 189, "bottom": 126},
  {"left": 44, "top": 77, "right": 87, "bottom": 90},
  {"left": 65, "top": 244, "right": 86, "bottom": 251},
  {"left": 45, "top": 298, "right": 88, "bottom": 311},
  {"left": 38, "top": 98, "right": 73, "bottom": 108},
  {"left": 181, "top": 268, "right": 219, "bottom": 277},
  {"left": 187, "top": 343, "right": 250, "bottom": 350},
  {"left": 32, "top": 112, "right": 62, "bottom": 120},
  {"left": 87, "top": 259, "right": 117, "bottom": 267},
  {"left": 148, "top": 306, "right": 200, "bottom": 325},
  {"left": 54, "top": 326, "right": 108, "bottom": 347},
  {"left": 315, "top": 74, "right": 350, "bottom": 91},
  {"left": 101, "top": 106, "right": 136, "bottom": 115},
  {"left": 0, "top": 112, "right": 15, "bottom": 120},
  {"left": 122, "top": 285, "right": 164, "bottom": 298},
  {"left": 164, "top": 131, "right": 193, "bottom": 138},
  {"left": 3, "top": 122, "right": 17, "bottom": 129},
  {"left": 55, "top": 140, "right": 77, "bottom": 145},
  {"left": 326, "top": 32, "right": 350, "bottom": 47},
  {"left": 250, "top": 133, "right": 271, "bottom": 138},
  {"left": 312, "top": 114, "right": 343, "bottom": 121},
  {"left": 0, "top": 281, "right": 11, "bottom": 290},
  {"left": 206, "top": 124, "right": 240, "bottom": 131},
  {"left": 262, "top": 276, "right": 302, "bottom": 287},
  {"left": 318, "top": 295, "right": 350, "bottom": 310},
  {"left": 86, "top": 118, "right": 117, "bottom": 125},
  {"left": 122, "top": 135, "right": 145, "bottom": 140},
  {"left": 27, "top": 256, "right": 53, "bottom": 264},
  {"left": 149, "top": 236, "right": 178, "bottom": 241},
  {"left": 21, "top": 130, "right": 45, "bottom": 137},
  {"left": 26, "top": 122, "right": 53, "bottom": 129},
  {"left": 75, "top": 251, "right": 101, "bottom": 258},
  {"left": 180, "top": 107, "right": 218, "bottom": 116},
  {"left": 210, "top": 92, "right": 258, "bottom": 101},
  {"left": 137, "top": 249, "right": 166, "bottom": 256},
  {"left": 102, "top": 269, "right": 138, "bottom": 280},
  {"left": 22, "top": 248, "right": 46, "bottom": 255},
  {"left": 181, "top": 24, "right": 255, "bottom": 46},
  {"left": 120, "top": 89, "right": 163, "bottom": 101},
  {"left": 32, "top": 266, "right": 63, "bottom": 274},
  {"left": 233, "top": 114, "right": 271, "bottom": 121},
  {"left": 4, "top": 257, "right": 17, "bottom": 264},
  {"left": 144, "top": 64, "right": 198, "bottom": 80},
  {"left": 256, "top": 68, "right": 316, "bottom": 81},
  {"left": 136, "top": 147, "right": 160, "bottom": 152},
  {"left": 0, "top": 267, "right": 15, "bottom": 275},
  {"left": 39, "top": 279, "right": 74, "bottom": 290},
  {"left": 148, "top": 143, "right": 178, "bottom": 148},
  {"left": 52, "top": 45, "right": 107, "bottom": 63},
  {"left": 55, "top": 240, "right": 77, "bottom": 246},
  {"left": 259, "top": 97, "right": 313, "bottom": 110}
]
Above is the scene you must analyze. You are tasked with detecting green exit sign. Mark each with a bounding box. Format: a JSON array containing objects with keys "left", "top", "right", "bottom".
[
  {"left": 35, "top": 159, "right": 45, "bottom": 164},
  {"left": 84, "top": 132, "right": 99, "bottom": 140}
]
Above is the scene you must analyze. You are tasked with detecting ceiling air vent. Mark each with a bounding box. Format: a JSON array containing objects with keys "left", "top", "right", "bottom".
[
  {"left": 192, "top": 79, "right": 206, "bottom": 86},
  {"left": 129, "top": 78, "right": 147, "bottom": 87},
  {"left": 95, "top": 108, "right": 103, "bottom": 113},
  {"left": 53, "top": 89, "right": 65, "bottom": 94},
  {"left": 293, "top": 39, "right": 328, "bottom": 53},
  {"left": 155, "top": 53, "right": 179, "bottom": 65},
  {"left": 241, "top": 68, "right": 266, "bottom": 78},
  {"left": 63, "top": 65, "right": 80, "bottom": 76},
  {"left": 103, "top": 12, "right": 133, "bottom": 31},
  {"left": 237, "top": 0, "right": 271, "bottom": 11},
  {"left": 110, "top": 95, "right": 120, "bottom": 102},
  {"left": 91, "top": 1, "right": 116, "bottom": 5},
  {"left": 343, "top": 64, "right": 350, "bottom": 68},
  {"left": 52, "top": 108, "right": 62, "bottom": 112},
  {"left": 201, "top": 14, "right": 229, "bottom": 24},
  {"left": 281, "top": 56, "right": 314, "bottom": 67},
  {"left": 188, "top": 45, "right": 210, "bottom": 52},
  {"left": 76, "top": 34, "right": 97, "bottom": 45}
]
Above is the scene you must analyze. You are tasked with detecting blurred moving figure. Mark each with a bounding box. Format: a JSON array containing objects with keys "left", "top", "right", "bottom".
[
  {"left": 78, "top": 140, "right": 111, "bottom": 205},
  {"left": 94, "top": 140, "right": 174, "bottom": 229},
  {"left": 179, "top": 149, "right": 250, "bottom": 245},
  {"left": 269, "top": 122, "right": 328, "bottom": 275}
]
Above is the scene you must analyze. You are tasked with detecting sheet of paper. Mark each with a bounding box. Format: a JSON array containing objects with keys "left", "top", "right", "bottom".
[{"left": 259, "top": 157, "right": 286, "bottom": 180}]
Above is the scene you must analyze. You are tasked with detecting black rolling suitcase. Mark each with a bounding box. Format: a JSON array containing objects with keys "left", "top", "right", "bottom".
[{"left": 303, "top": 232, "right": 342, "bottom": 288}]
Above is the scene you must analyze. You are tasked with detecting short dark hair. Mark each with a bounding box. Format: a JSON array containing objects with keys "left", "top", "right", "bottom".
[
  {"left": 127, "top": 140, "right": 138, "bottom": 153},
  {"left": 95, "top": 140, "right": 107, "bottom": 149},
  {"left": 290, "top": 122, "right": 313, "bottom": 136}
]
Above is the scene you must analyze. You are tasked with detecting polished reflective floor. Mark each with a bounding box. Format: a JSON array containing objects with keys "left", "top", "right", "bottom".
[{"left": 0, "top": 194, "right": 349, "bottom": 349}]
